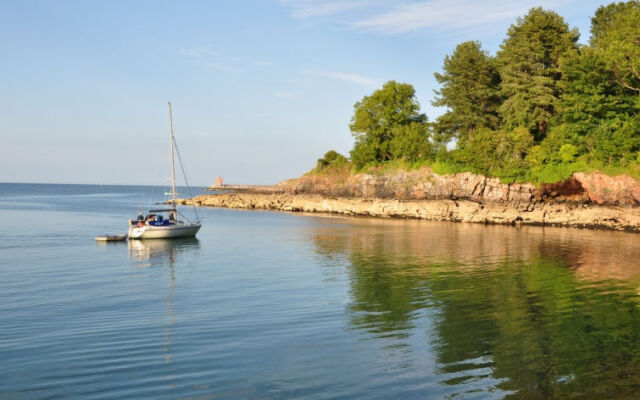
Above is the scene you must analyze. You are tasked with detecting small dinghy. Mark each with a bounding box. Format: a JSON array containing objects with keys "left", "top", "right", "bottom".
[{"left": 94, "top": 234, "right": 128, "bottom": 242}]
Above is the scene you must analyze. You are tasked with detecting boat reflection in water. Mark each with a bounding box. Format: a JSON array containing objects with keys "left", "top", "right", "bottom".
[
  {"left": 127, "top": 238, "right": 200, "bottom": 366},
  {"left": 128, "top": 237, "right": 200, "bottom": 269}
]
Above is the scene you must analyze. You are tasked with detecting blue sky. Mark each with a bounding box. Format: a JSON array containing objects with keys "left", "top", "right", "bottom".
[{"left": 1, "top": 0, "right": 609, "bottom": 185}]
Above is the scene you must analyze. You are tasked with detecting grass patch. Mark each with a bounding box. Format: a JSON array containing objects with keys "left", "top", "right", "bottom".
[
  {"left": 584, "top": 161, "right": 640, "bottom": 181},
  {"left": 526, "top": 159, "right": 640, "bottom": 184},
  {"left": 303, "top": 156, "right": 640, "bottom": 186}
]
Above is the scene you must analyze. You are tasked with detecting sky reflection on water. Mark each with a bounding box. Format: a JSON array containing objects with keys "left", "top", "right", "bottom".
[{"left": 1, "top": 184, "right": 639, "bottom": 399}]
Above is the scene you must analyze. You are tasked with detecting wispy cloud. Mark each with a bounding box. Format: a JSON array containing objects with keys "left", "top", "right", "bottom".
[
  {"left": 180, "top": 47, "right": 217, "bottom": 57},
  {"left": 279, "top": 0, "right": 370, "bottom": 19},
  {"left": 274, "top": 91, "right": 303, "bottom": 99},
  {"left": 254, "top": 60, "right": 274, "bottom": 67},
  {"left": 180, "top": 48, "right": 269, "bottom": 72},
  {"left": 302, "top": 69, "right": 379, "bottom": 88},
  {"left": 353, "top": 0, "right": 571, "bottom": 34},
  {"left": 205, "top": 62, "right": 240, "bottom": 72},
  {"left": 279, "top": 0, "right": 574, "bottom": 35}
]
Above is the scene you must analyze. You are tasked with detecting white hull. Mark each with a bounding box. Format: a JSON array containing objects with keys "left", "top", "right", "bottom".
[{"left": 128, "top": 223, "right": 201, "bottom": 239}]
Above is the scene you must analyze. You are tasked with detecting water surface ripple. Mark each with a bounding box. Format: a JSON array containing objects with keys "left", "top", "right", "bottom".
[{"left": 1, "top": 183, "right": 639, "bottom": 399}]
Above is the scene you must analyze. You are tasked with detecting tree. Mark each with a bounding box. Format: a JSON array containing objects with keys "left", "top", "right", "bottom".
[
  {"left": 315, "top": 150, "right": 348, "bottom": 171},
  {"left": 588, "top": 116, "right": 640, "bottom": 165},
  {"left": 389, "top": 122, "right": 433, "bottom": 163},
  {"left": 590, "top": 1, "right": 639, "bottom": 47},
  {"left": 453, "top": 127, "right": 534, "bottom": 181},
  {"left": 591, "top": 2, "right": 640, "bottom": 92},
  {"left": 432, "top": 41, "right": 502, "bottom": 145},
  {"left": 552, "top": 46, "right": 639, "bottom": 163},
  {"left": 526, "top": 128, "right": 579, "bottom": 167},
  {"left": 497, "top": 7, "right": 579, "bottom": 139},
  {"left": 350, "top": 81, "right": 428, "bottom": 169}
]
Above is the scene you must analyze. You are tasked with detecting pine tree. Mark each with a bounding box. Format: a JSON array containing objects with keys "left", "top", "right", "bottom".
[
  {"left": 497, "top": 7, "right": 579, "bottom": 140},
  {"left": 590, "top": 1, "right": 639, "bottom": 47},
  {"left": 432, "top": 41, "right": 501, "bottom": 145}
]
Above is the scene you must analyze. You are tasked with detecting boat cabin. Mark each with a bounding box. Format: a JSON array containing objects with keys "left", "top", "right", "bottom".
[{"left": 131, "top": 208, "right": 178, "bottom": 227}]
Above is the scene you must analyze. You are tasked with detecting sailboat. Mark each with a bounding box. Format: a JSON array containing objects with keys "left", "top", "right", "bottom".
[{"left": 128, "top": 102, "right": 202, "bottom": 240}]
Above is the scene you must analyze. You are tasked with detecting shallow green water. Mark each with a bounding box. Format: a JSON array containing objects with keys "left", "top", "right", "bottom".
[{"left": 1, "top": 183, "right": 639, "bottom": 399}]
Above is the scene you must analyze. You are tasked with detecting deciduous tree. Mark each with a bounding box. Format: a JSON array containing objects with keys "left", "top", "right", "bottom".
[
  {"left": 350, "top": 81, "right": 428, "bottom": 168},
  {"left": 591, "top": 2, "right": 640, "bottom": 92}
]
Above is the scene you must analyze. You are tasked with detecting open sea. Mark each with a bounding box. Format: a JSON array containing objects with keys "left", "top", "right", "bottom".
[{"left": 1, "top": 182, "right": 639, "bottom": 399}]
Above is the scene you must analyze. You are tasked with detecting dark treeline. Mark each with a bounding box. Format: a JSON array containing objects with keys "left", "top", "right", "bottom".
[{"left": 317, "top": 2, "right": 639, "bottom": 183}]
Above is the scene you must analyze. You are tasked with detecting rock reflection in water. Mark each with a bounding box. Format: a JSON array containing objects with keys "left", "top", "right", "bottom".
[{"left": 312, "top": 218, "right": 640, "bottom": 399}]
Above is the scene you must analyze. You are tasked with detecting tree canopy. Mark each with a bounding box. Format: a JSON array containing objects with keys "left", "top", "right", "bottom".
[
  {"left": 432, "top": 41, "right": 501, "bottom": 145},
  {"left": 591, "top": 2, "right": 640, "bottom": 92},
  {"left": 349, "top": 81, "right": 429, "bottom": 169},
  {"left": 497, "top": 7, "right": 579, "bottom": 139},
  {"left": 552, "top": 46, "right": 640, "bottom": 164},
  {"left": 323, "top": 2, "right": 640, "bottom": 183},
  {"left": 590, "top": 0, "right": 639, "bottom": 47}
]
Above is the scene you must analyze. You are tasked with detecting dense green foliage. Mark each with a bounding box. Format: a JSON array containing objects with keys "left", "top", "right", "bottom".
[
  {"left": 592, "top": 3, "right": 640, "bottom": 92},
  {"left": 590, "top": 1, "right": 639, "bottom": 44},
  {"left": 551, "top": 47, "right": 640, "bottom": 165},
  {"left": 497, "top": 8, "right": 579, "bottom": 140},
  {"left": 314, "top": 150, "right": 348, "bottom": 172},
  {"left": 315, "top": 2, "right": 639, "bottom": 184},
  {"left": 432, "top": 41, "right": 502, "bottom": 144},
  {"left": 349, "top": 81, "right": 430, "bottom": 169},
  {"left": 453, "top": 127, "right": 533, "bottom": 181}
]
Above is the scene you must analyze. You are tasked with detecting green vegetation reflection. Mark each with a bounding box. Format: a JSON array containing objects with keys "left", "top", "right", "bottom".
[{"left": 313, "top": 221, "right": 640, "bottom": 398}]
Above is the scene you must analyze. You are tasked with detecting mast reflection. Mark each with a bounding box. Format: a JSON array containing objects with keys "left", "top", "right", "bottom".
[{"left": 127, "top": 238, "right": 200, "bottom": 366}]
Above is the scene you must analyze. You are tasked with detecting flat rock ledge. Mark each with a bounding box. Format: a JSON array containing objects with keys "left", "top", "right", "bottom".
[{"left": 176, "top": 193, "right": 640, "bottom": 233}]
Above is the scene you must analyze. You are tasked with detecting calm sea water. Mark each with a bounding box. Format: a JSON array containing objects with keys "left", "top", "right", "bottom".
[{"left": 1, "top": 182, "right": 640, "bottom": 399}]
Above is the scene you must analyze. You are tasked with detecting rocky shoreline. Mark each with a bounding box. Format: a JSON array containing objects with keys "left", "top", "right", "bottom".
[
  {"left": 176, "top": 192, "right": 640, "bottom": 232},
  {"left": 177, "top": 169, "right": 640, "bottom": 232}
]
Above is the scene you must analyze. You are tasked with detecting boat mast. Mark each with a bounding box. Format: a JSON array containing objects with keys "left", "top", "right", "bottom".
[{"left": 168, "top": 101, "right": 177, "bottom": 210}]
